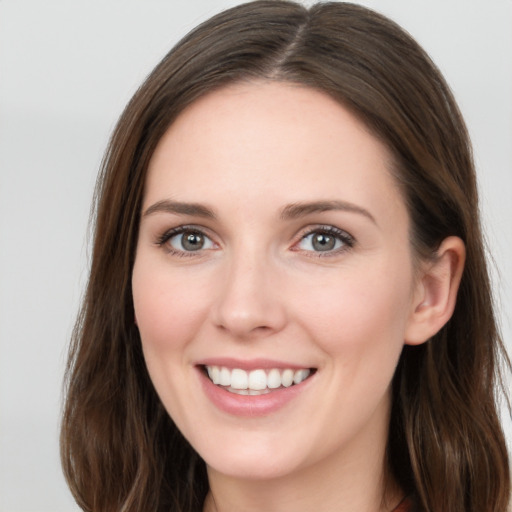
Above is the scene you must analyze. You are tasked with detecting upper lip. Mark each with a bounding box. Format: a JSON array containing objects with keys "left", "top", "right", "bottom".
[{"left": 195, "top": 357, "right": 314, "bottom": 371}]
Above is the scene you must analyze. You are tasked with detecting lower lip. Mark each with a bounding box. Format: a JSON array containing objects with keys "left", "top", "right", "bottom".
[{"left": 198, "top": 369, "right": 313, "bottom": 417}]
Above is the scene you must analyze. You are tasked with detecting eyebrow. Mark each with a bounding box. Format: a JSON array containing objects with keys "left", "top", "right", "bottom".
[
  {"left": 142, "top": 198, "right": 376, "bottom": 225},
  {"left": 142, "top": 199, "right": 216, "bottom": 219},
  {"left": 280, "top": 200, "right": 376, "bottom": 224}
]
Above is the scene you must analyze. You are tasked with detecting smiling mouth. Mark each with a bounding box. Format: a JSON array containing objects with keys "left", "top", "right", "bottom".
[{"left": 203, "top": 365, "right": 315, "bottom": 395}]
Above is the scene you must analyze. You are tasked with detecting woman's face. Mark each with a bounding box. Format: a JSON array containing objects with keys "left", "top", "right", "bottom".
[{"left": 132, "top": 82, "right": 421, "bottom": 482}]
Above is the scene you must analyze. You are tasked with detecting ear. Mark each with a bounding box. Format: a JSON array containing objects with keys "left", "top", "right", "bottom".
[{"left": 405, "top": 236, "right": 466, "bottom": 345}]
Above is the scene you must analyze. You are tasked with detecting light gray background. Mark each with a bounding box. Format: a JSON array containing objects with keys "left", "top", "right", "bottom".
[{"left": 1, "top": 1, "right": 511, "bottom": 511}]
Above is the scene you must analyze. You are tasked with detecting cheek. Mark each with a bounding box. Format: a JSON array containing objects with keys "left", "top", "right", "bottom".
[
  {"left": 294, "top": 259, "right": 414, "bottom": 360},
  {"left": 292, "top": 263, "right": 413, "bottom": 434},
  {"left": 132, "top": 261, "right": 212, "bottom": 353},
  {"left": 131, "top": 259, "right": 216, "bottom": 424}
]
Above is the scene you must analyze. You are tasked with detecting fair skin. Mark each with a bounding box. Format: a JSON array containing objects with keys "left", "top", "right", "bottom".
[{"left": 132, "top": 82, "right": 465, "bottom": 512}]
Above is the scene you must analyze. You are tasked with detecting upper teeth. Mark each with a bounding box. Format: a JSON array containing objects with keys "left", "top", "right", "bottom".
[{"left": 206, "top": 366, "right": 311, "bottom": 391}]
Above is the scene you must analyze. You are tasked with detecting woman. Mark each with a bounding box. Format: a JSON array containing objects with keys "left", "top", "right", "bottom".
[{"left": 60, "top": 1, "right": 511, "bottom": 511}]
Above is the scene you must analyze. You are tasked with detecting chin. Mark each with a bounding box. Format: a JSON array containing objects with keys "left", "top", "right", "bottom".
[
  {"left": 206, "top": 454, "right": 303, "bottom": 482},
  {"left": 196, "top": 434, "right": 309, "bottom": 481}
]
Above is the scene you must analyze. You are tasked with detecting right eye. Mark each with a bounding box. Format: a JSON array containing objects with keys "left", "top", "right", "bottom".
[{"left": 158, "top": 227, "right": 216, "bottom": 255}]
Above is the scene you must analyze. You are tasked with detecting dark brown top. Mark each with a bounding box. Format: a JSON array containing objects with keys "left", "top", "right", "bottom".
[{"left": 392, "top": 497, "right": 414, "bottom": 512}]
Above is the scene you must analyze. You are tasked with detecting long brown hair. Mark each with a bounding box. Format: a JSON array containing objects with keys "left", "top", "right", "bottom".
[{"left": 61, "top": 2, "right": 511, "bottom": 511}]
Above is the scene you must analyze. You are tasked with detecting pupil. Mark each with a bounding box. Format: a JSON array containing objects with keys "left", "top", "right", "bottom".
[
  {"left": 182, "top": 232, "right": 204, "bottom": 251},
  {"left": 312, "top": 233, "right": 335, "bottom": 251}
]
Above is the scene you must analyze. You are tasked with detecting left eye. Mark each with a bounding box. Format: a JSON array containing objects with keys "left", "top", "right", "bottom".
[
  {"left": 297, "top": 230, "right": 351, "bottom": 253},
  {"left": 168, "top": 230, "right": 215, "bottom": 252}
]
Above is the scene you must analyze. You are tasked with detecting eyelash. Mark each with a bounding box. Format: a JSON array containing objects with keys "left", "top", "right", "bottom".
[
  {"left": 155, "top": 225, "right": 355, "bottom": 257},
  {"left": 294, "top": 225, "right": 355, "bottom": 257},
  {"left": 155, "top": 225, "right": 215, "bottom": 258}
]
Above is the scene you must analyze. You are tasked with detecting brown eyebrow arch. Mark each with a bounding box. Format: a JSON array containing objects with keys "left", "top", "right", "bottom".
[
  {"left": 142, "top": 199, "right": 375, "bottom": 224},
  {"left": 142, "top": 200, "right": 216, "bottom": 219},
  {"left": 280, "top": 200, "right": 376, "bottom": 224}
]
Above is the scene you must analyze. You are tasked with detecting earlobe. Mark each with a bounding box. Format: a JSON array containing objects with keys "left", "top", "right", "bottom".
[{"left": 405, "top": 236, "right": 466, "bottom": 345}]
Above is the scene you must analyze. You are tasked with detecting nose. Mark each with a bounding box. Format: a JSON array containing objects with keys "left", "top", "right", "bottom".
[{"left": 211, "top": 250, "right": 287, "bottom": 339}]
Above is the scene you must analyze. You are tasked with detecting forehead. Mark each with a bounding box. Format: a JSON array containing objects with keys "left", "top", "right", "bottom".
[{"left": 144, "top": 81, "right": 405, "bottom": 225}]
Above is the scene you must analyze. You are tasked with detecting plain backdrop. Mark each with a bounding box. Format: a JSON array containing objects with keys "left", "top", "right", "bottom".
[{"left": 1, "top": 1, "right": 511, "bottom": 511}]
